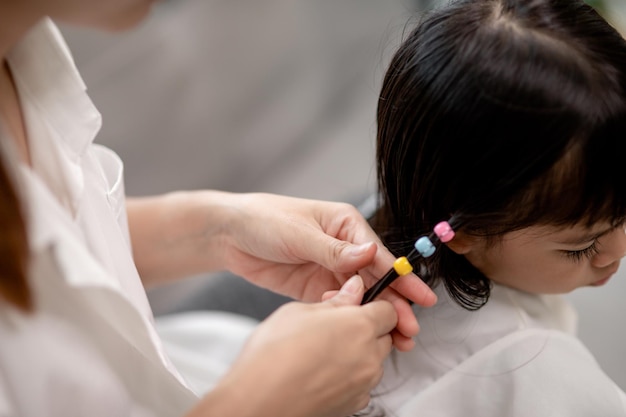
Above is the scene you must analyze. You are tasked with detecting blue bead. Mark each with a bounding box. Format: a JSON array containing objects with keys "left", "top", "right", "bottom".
[{"left": 414, "top": 236, "right": 435, "bottom": 257}]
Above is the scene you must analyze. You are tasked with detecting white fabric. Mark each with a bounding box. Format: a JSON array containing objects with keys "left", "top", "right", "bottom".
[
  {"left": 0, "top": 18, "right": 255, "bottom": 417},
  {"left": 155, "top": 311, "right": 259, "bottom": 396},
  {"left": 365, "top": 284, "right": 626, "bottom": 416}
]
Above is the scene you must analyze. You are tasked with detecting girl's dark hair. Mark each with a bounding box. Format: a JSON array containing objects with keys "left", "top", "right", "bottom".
[
  {"left": 0, "top": 134, "right": 31, "bottom": 312},
  {"left": 371, "top": 0, "right": 626, "bottom": 309}
]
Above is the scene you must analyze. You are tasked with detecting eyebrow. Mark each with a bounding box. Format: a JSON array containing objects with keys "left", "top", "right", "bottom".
[{"left": 555, "top": 226, "right": 615, "bottom": 245}]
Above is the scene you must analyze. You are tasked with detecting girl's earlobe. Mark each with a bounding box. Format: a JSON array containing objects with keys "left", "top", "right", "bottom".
[{"left": 445, "top": 231, "right": 476, "bottom": 255}]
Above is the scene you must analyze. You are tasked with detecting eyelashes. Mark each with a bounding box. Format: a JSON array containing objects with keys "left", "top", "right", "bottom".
[{"left": 564, "top": 241, "right": 599, "bottom": 262}]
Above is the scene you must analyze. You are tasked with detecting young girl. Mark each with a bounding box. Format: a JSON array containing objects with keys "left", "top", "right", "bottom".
[{"left": 362, "top": 0, "right": 626, "bottom": 414}]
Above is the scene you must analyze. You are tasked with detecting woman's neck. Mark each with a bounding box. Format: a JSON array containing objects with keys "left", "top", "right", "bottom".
[
  {"left": 0, "top": 60, "right": 30, "bottom": 166},
  {"left": 0, "top": 3, "right": 42, "bottom": 59},
  {"left": 0, "top": 4, "right": 41, "bottom": 166}
]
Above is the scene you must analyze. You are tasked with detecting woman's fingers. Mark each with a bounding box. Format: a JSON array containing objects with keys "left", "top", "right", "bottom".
[
  {"left": 377, "top": 333, "right": 394, "bottom": 358},
  {"left": 360, "top": 300, "right": 398, "bottom": 337},
  {"left": 322, "top": 278, "right": 423, "bottom": 351}
]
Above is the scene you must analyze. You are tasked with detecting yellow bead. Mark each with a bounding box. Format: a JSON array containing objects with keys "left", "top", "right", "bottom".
[{"left": 393, "top": 256, "right": 413, "bottom": 276}]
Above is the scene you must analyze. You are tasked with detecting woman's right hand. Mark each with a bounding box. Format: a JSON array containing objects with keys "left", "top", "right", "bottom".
[{"left": 188, "top": 275, "right": 396, "bottom": 417}]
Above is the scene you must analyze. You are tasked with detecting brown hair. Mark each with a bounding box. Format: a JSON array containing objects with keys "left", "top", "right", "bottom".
[{"left": 0, "top": 140, "right": 31, "bottom": 311}]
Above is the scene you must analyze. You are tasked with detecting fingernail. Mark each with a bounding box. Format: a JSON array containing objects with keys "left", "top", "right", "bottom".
[
  {"left": 350, "top": 242, "right": 373, "bottom": 257},
  {"left": 340, "top": 275, "right": 363, "bottom": 295}
]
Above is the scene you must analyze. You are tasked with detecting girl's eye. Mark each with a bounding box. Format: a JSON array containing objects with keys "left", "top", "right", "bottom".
[{"left": 564, "top": 241, "right": 599, "bottom": 262}]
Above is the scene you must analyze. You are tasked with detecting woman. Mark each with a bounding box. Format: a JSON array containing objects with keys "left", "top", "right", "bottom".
[{"left": 0, "top": 0, "right": 437, "bottom": 416}]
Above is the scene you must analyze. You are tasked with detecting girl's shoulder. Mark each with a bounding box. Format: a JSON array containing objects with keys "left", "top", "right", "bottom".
[
  {"left": 374, "top": 286, "right": 624, "bottom": 416},
  {"left": 390, "top": 328, "right": 626, "bottom": 417}
]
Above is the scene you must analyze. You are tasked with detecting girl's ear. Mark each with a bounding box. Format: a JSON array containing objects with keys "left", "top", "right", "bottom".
[{"left": 445, "top": 231, "right": 480, "bottom": 255}]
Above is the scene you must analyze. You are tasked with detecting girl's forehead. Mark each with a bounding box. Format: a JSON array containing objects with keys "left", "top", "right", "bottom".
[{"left": 510, "top": 222, "right": 616, "bottom": 243}]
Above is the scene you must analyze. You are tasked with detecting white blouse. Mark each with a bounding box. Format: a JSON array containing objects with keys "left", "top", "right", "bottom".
[{"left": 0, "top": 18, "right": 254, "bottom": 417}]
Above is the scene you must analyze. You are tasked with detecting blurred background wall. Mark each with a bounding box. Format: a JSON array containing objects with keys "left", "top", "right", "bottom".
[
  {"left": 59, "top": 0, "right": 626, "bottom": 391},
  {"left": 59, "top": 0, "right": 426, "bottom": 201}
]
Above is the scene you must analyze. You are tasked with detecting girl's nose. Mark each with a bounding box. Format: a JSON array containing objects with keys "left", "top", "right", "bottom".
[{"left": 592, "top": 227, "right": 626, "bottom": 268}]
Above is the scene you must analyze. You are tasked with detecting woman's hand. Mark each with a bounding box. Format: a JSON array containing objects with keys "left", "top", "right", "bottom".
[
  {"left": 218, "top": 192, "right": 437, "bottom": 350},
  {"left": 127, "top": 191, "right": 437, "bottom": 350},
  {"left": 188, "top": 276, "right": 396, "bottom": 417}
]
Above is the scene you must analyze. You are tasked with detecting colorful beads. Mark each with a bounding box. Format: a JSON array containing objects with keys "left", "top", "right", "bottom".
[
  {"left": 361, "top": 219, "right": 457, "bottom": 304},
  {"left": 414, "top": 236, "right": 435, "bottom": 257},
  {"left": 434, "top": 221, "right": 455, "bottom": 243},
  {"left": 393, "top": 257, "right": 413, "bottom": 276}
]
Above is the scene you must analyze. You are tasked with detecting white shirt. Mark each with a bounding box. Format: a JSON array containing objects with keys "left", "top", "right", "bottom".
[
  {"left": 0, "top": 18, "right": 255, "bottom": 417},
  {"left": 365, "top": 284, "right": 626, "bottom": 416}
]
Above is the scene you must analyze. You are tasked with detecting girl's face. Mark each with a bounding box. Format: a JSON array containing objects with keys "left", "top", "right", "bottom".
[{"left": 460, "top": 223, "right": 626, "bottom": 294}]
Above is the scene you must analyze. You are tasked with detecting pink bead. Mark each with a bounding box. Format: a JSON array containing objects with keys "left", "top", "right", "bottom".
[{"left": 434, "top": 221, "right": 455, "bottom": 243}]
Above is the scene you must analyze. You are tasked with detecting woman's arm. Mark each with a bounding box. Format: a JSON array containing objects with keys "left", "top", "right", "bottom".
[{"left": 126, "top": 190, "right": 234, "bottom": 286}]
